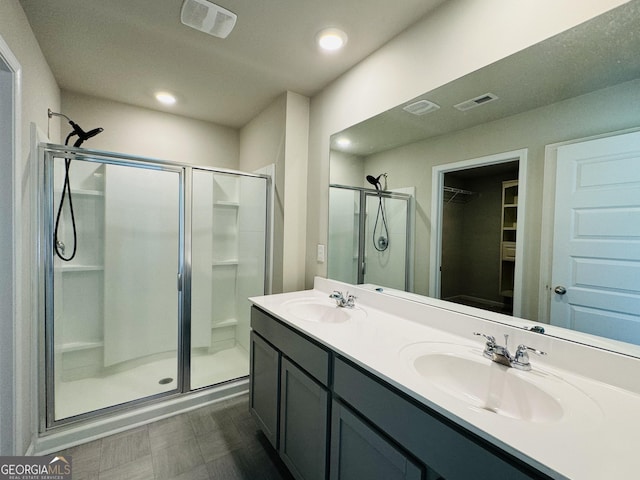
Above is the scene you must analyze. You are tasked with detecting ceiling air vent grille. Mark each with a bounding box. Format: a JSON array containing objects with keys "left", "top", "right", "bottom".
[
  {"left": 402, "top": 99, "right": 440, "bottom": 116},
  {"left": 454, "top": 93, "right": 498, "bottom": 112},
  {"left": 181, "top": 0, "right": 237, "bottom": 39}
]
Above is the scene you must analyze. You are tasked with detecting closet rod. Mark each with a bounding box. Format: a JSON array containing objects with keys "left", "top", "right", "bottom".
[
  {"left": 443, "top": 185, "right": 475, "bottom": 204},
  {"left": 443, "top": 186, "right": 475, "bottom": 195}
]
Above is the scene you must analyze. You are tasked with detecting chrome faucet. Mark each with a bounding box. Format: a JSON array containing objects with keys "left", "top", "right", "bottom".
[
  {"left": 473, "top": 332, "right": 546, "bottom": 371},
  {"left": 329, "top": 291, "right": 356, "bottom": 308}
]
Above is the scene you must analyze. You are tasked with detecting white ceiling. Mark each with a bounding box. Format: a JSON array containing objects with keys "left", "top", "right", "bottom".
[
  {"left": 332, "top": 0, "right": 640, "bottom": 156},
  {"left": 19, "top": 0, "right": 447, "bottom": 127}
]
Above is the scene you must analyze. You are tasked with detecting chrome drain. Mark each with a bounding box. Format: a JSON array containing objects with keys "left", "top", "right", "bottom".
[{"left": 158, "top": 377, "right": 173, "bottom": 385}]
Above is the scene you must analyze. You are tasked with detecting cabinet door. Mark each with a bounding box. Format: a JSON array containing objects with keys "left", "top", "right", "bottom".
[
  {"left": 280, "top": 357, "right": 328, "bottom": 480},
  {"left": 249, "top": 331, "right": 280, "bottom": 449},
  {"left": 330, "top": 401, "right": 423, "bottom": 480}
]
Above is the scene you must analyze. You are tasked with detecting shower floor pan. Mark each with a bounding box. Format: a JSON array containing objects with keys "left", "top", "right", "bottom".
[{"left": 55, "top": 345, "right": 249, "bottom": 420}]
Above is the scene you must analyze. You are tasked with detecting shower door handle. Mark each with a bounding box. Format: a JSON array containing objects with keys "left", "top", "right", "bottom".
[
  {"left": 361, "top": 261, "right": 366, "bottom": 276},
  {"left": 177, "top": 273, "right": 182, "bottom": 291}
]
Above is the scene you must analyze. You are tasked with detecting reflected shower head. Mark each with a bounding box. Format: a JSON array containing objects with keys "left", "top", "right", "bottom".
[
  {"left": 366, "top": 175, "right": 380, "bottom": 189},
  {"left": 366, "top": 173, "right": 387, "bottom": 190}
]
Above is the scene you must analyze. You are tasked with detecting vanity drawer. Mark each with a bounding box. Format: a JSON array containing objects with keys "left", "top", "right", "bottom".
[
  {"left": 251, "top": 306, "right": 330, "bottom": 386},
  {"left": 333, "top": 356, "right": 551, "bottom": 480}
]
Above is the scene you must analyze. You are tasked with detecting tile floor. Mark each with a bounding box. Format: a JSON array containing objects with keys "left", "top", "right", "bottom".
[{"left": 51, "top": 394, "right": 294, "bottom": 480}]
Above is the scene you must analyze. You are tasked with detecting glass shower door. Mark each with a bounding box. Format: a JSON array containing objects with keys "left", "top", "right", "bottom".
[
  {"left": 328, "top": 186, "right": 360, "bottom": 284},
  {"left": 47, "top": 155, "right": 182, "bottom": 423},
  {"left": 363, "top": 192, "right": 409, "bottom": 290},
  {"left": 190, "top": 169, "right": 268, "bottom": 390}
]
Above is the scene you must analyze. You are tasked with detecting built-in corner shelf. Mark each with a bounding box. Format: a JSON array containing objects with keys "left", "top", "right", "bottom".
[
  {"left": 55, "top": 188, "right": 104, "bottom": 197},
  {"left": 214, "top": 200, "right": 239, "bottom": 208},
  {"left": 60, "top": 341, "right": 104, "bottom": 353},
  {"left": 58, "top": 265, "right": 104, "bottom": 273},
  {"left": 212, "top": 260, "right": 239, "bottom": 267},
  {"left": 212, "top": 318, "right": 238, "bottom": 330}
]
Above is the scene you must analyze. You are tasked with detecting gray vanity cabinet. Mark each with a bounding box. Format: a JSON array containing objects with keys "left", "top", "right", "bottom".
[
  {"left": 249, "top": 331, "right": 280, "bottom": 449},
  {"left": 333, "top": 358, "right": 550, "bottom": 480},
  {"left": 250, "top": 305, "right": 553, "bottom": 480},
  {"left": 279, "top": 357, "right": 329, "bottom": 480},
  {"left": 330, "top": 400, "right": 423, "bottom": 480},
  {"left": 250, "top": 306, "right": 330, "bottom": 480}
]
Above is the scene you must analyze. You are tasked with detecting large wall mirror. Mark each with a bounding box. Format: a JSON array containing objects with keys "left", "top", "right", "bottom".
[{"left": 328, "top": 1, "right": 640, "bottom": 357}]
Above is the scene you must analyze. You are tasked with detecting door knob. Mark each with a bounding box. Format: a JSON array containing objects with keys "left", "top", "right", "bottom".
[{"left": 554, "top": 286, "right": 567, "bottom": 295}]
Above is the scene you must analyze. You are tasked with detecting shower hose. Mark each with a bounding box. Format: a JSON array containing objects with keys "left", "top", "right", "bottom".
[
  {"left": 53, "top": 133, "right": 80, "bottom": 261},
  {"left": 372, "top": 194, "right": 390, "bottom": 252}
]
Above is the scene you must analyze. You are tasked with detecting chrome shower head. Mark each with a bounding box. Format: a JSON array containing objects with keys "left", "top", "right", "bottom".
[{"left": 48, "top": 108, "right": 104, "bottom": 147}]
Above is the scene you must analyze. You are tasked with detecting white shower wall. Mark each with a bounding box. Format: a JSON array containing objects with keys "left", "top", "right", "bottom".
[
  {"left": 364, "top": 188, "right": 413, "bottom": 291},
  {"left": 103, "top": 165, "right": 180, "bottom": 367},
  {"left": 191, "top": 171, "right": 267, "bottom": 357}
]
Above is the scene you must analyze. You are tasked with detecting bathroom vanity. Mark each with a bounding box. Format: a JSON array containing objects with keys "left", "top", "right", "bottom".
[{"left": 249, "top": 278, "right": 640, "bottom": 480}]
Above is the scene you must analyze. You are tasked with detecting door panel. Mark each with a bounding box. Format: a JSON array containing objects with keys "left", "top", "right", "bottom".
[{"left": 551, "top": 130, "right": 640, "bottom": 345}]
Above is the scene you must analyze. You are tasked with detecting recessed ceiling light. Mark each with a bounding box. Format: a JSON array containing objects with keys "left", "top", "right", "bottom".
[
  {"left": 155, "top": 91, "right": 177, "bottom": 105},
  {"left": 336, "top": 137, "right": 351, "bottom": 148},
  {"left": 317, "top": 28, "right": 347, "bottom": 52}
]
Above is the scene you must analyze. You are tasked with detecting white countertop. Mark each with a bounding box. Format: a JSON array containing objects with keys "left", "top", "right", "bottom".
[{"left": 250, "top": 277, "right": 640, "bottom": 480}]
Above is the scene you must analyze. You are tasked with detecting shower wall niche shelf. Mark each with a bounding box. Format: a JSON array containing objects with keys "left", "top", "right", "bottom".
[{"left": 53, "top": 161, "right": 106, "bottom": 383}]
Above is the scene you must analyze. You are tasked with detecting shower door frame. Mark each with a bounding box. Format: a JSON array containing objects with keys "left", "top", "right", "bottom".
[
  {"left": 329, "top": 184, "right": 413, "bottom": 290},
  {"left": 39, "top": 144, "right": 272, "bottom": 431}
]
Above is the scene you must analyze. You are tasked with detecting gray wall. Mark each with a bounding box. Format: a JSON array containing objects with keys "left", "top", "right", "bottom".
[
  {"left": 0, "top": 0, "right": 61, "bottom": 455},
  {"left": 363, "top": 78, "right": 640, "bottom": 320},
  {"left": 61, "top": 90, "right": 239, "bottom": 168}
]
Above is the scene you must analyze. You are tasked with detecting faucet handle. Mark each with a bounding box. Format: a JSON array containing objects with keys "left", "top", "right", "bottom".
[
  {"left": 345, "top": 292, "right": 357, "bottom": 307},
  {"left": 473, "top": 332, "right": 497, "bottom": 360},
  {"left": 473, "top": 332, "right": 496, "bottom": 345},
  {"left": 513, "top": 344, "right": 547, "bottom": 370},
  {"left": 329, "top": 290, "right": 343, "bottom": 299}
]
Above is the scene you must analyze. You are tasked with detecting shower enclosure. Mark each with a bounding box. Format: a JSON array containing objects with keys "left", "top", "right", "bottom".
[
  {"left": 328, "top": 184, "right": 413, "bottom": 291},
  {"left": 40, "top": 144, "right": 270, "bottom": 428}
]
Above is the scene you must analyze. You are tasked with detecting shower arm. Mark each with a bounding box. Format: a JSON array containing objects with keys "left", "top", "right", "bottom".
[
  {"left": 48, "top": 108, "right": 104, "bottom": 147},
  {"left": 48, "top": 108, "right": 72, "bottom": 123}
]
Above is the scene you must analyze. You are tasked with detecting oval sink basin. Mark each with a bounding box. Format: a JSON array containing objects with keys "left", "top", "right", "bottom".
[
  {"left": 282, "top": 298, "right": 366, "bottom": 323},
  {"left": 401, "top": 342, "right": 600, "bottom": 424}
]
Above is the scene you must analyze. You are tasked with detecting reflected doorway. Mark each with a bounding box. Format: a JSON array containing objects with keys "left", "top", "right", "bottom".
[{"left": 430, "top": 150, "right": 528, "bottom": 317}]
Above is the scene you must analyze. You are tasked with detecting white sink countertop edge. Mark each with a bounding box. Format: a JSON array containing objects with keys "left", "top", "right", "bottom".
[{"left": 249, "top": 278, "right": 640, "bottom": 480}]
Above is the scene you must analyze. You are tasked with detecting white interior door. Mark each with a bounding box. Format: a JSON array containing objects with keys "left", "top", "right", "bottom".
[{"left": 551, "top": 130, "right": 640, "bottom": 345}]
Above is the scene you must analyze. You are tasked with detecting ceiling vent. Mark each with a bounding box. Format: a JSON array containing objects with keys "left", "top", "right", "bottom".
[
  {"left": 454, "top": 93, "right": 498, "bottom": 112},
  {"left": 402, "top": 99, "right": 440, "bottom": 116},
  {"left": 181, "top": 0, "right": 237, "bottom": 39}
]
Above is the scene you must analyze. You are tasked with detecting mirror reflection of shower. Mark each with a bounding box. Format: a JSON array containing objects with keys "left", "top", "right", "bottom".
[
  {"left": 48, "top": 108, "right": 104, "bottom": 261},
  {"left": 366, "top": 173, "right": 389, "bottom": 251},
  {"left": 328, "top": 184, "right": 413, "bottom": 291}
]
